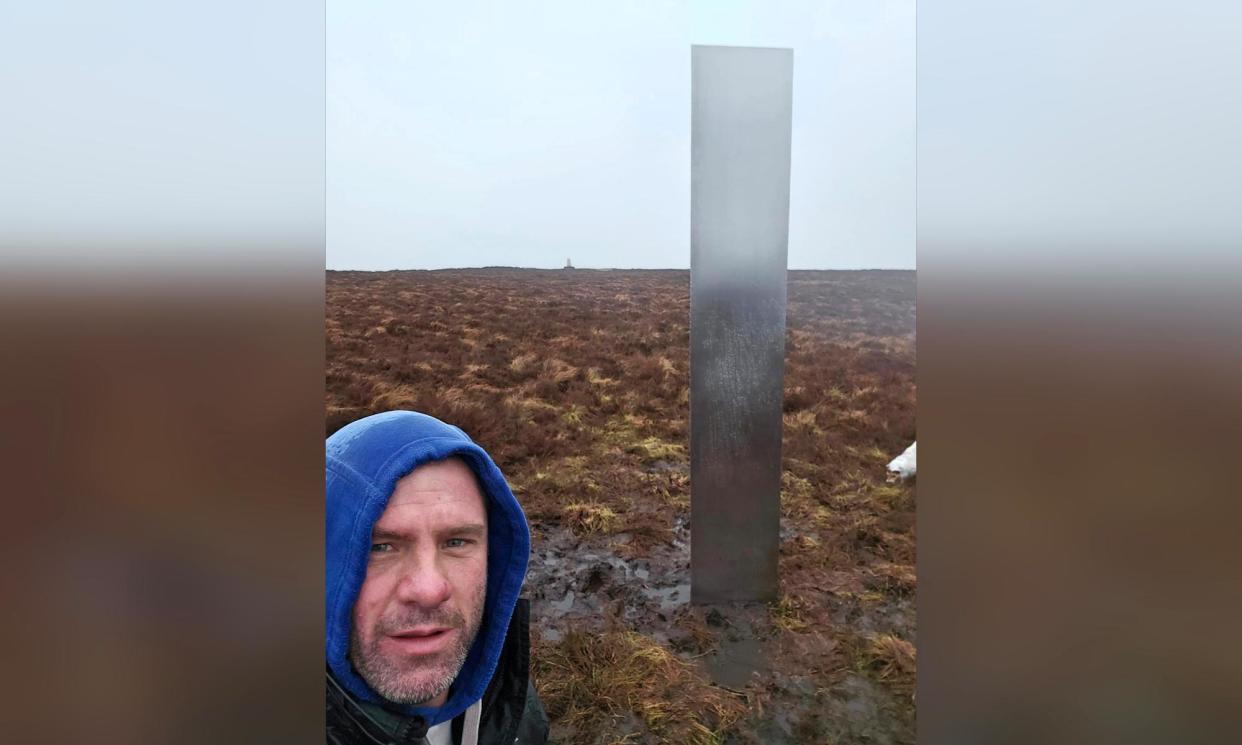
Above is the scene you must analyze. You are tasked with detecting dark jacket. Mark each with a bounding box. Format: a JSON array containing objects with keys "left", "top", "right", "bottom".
[{"left": 327, "top": 599, "right": 548, "bottom": 745}]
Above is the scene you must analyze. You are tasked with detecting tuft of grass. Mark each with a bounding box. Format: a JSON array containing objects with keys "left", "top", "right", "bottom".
[
  {"left": 865, "top": 562, "right": 917, "bottom": 597},
  {"left": 865, "top": 633, "right": 916, "bottom": 695},
  {"left": 510, "top": 352, "right": 539, "bottom": 374},
  {"left": 779, "top": 471, "right": 817, "bottom": 521},
  {"left": 543, "top": 357, "right": 580, "bottom": 383},
  {"left": 768, "top": 595, "right": 812, "bottom": 634},
  {"left": 626, "top": 436, "right": 686, "bottom": 462},
  {"left": 585, "top": 367, "right": 617, "bottom": 387},
  {"left": 367, "top": 383, "right": 418, "bottom": 410},
  {"left": 869, "top": 482, "right": 909, "bottom": 509},
  {"left": 534, "top": 630, "right": 747, "bottom": 745},
  {"left": 842, "top": 632, "right": 916, "bottom": 699},
  {"left": 864, "top": 444, "right": 889, "bottom": 462},
  {"left": 563, "top": 501, "right": 620, "bottom": 535},
  {"left": 784, "top": 409, "right": 821, "bottom": 433}
]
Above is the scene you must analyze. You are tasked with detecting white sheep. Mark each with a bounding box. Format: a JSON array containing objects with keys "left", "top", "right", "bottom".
[{"left": 886, "top": 442, "right": 917, "bottom": 482}]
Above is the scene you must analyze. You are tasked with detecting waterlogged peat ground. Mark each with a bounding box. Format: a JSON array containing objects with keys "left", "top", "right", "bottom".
[{"left": 326, "top": 269, "right": 916, "bottom": 744}]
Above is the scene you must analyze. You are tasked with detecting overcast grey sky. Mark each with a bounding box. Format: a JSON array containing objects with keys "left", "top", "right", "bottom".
[{"left": 327, "top": 0, "right": 914, "bottom": 270}]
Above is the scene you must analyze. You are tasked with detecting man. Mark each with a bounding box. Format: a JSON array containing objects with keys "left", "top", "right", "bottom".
[{"left": 326, "top": 410, "right": 549, "bottom": 744}]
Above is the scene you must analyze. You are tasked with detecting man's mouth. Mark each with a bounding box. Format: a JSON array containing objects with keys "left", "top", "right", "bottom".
[{"left": 384, "top": 626, "right": 456, "bottom": 655}]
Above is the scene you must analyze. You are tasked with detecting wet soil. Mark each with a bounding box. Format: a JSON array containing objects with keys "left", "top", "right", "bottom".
[{"left": 526, "top": 515, "right": 914, "bottom": 743}]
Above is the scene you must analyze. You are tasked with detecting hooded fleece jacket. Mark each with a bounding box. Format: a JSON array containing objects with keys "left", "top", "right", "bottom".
[{"left": 326, "top": 410, "right": 536, "bottom": 735}]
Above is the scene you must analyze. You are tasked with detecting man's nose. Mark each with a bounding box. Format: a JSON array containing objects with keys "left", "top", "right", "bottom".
[{"left": 394, "top": 553, "right": 451, "bottom": 608}]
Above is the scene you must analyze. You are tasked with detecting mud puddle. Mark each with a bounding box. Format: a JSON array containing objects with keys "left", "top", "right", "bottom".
[{"left": 527, "top": 517, "right": 695, "bottom": 644}]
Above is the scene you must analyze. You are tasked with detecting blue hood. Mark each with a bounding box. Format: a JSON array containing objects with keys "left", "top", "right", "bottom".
[{"left": 326, "top": 410, "right": 530, "bottom": 726}]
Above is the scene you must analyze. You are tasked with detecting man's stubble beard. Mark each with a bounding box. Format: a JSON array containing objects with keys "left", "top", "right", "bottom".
[{"left": 349, "top": 579, "right": 487, "bottom": 706}]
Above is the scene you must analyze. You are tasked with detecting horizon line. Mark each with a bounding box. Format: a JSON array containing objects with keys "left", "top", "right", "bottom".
[{"left": 325, "top": 266, "right": 917, "bottom": 272}]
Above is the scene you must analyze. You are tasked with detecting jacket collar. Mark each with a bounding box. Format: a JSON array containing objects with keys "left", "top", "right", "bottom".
[{"left": 327, "top": 667, "right": 430, "bottom": 744}]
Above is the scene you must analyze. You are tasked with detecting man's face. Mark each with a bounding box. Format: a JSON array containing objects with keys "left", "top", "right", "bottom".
[{"left": 350, "top": 457, "right": 488, "bottom": 707}]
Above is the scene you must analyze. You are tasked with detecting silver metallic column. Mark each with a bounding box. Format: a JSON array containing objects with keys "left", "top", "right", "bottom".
[{"left": 690, "top": 45, "right": 793, "bottom": 604}]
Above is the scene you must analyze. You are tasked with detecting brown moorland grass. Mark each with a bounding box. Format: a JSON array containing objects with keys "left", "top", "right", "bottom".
[
  {"left": 535, "top": 629, "right": 748, "bottom": 745},
  {"left": 327, "top": 268, "right": 916, "bottom": 743}
]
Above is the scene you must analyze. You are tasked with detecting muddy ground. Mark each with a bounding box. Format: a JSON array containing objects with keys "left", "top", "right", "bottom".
[{"left": 327, "top": 269, "right": 916, "bottom": 743}]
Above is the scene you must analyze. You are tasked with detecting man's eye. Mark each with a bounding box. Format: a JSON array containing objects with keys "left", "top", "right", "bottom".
[
  {"left": 370, "top": 543, "right": 393, "bottom": 553},
  {"left": 444, "top": 538, "right": 471, "bottom": 549}
]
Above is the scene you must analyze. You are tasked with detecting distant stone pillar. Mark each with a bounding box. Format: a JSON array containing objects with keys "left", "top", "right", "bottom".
[{"left": 690, "top": 45, "right": 793, "bottom": 604}]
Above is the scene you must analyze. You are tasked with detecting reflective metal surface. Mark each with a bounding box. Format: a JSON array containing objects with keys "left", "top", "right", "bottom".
[{"left": 690, "top": 45, "right": 793, "bottom": 604}]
